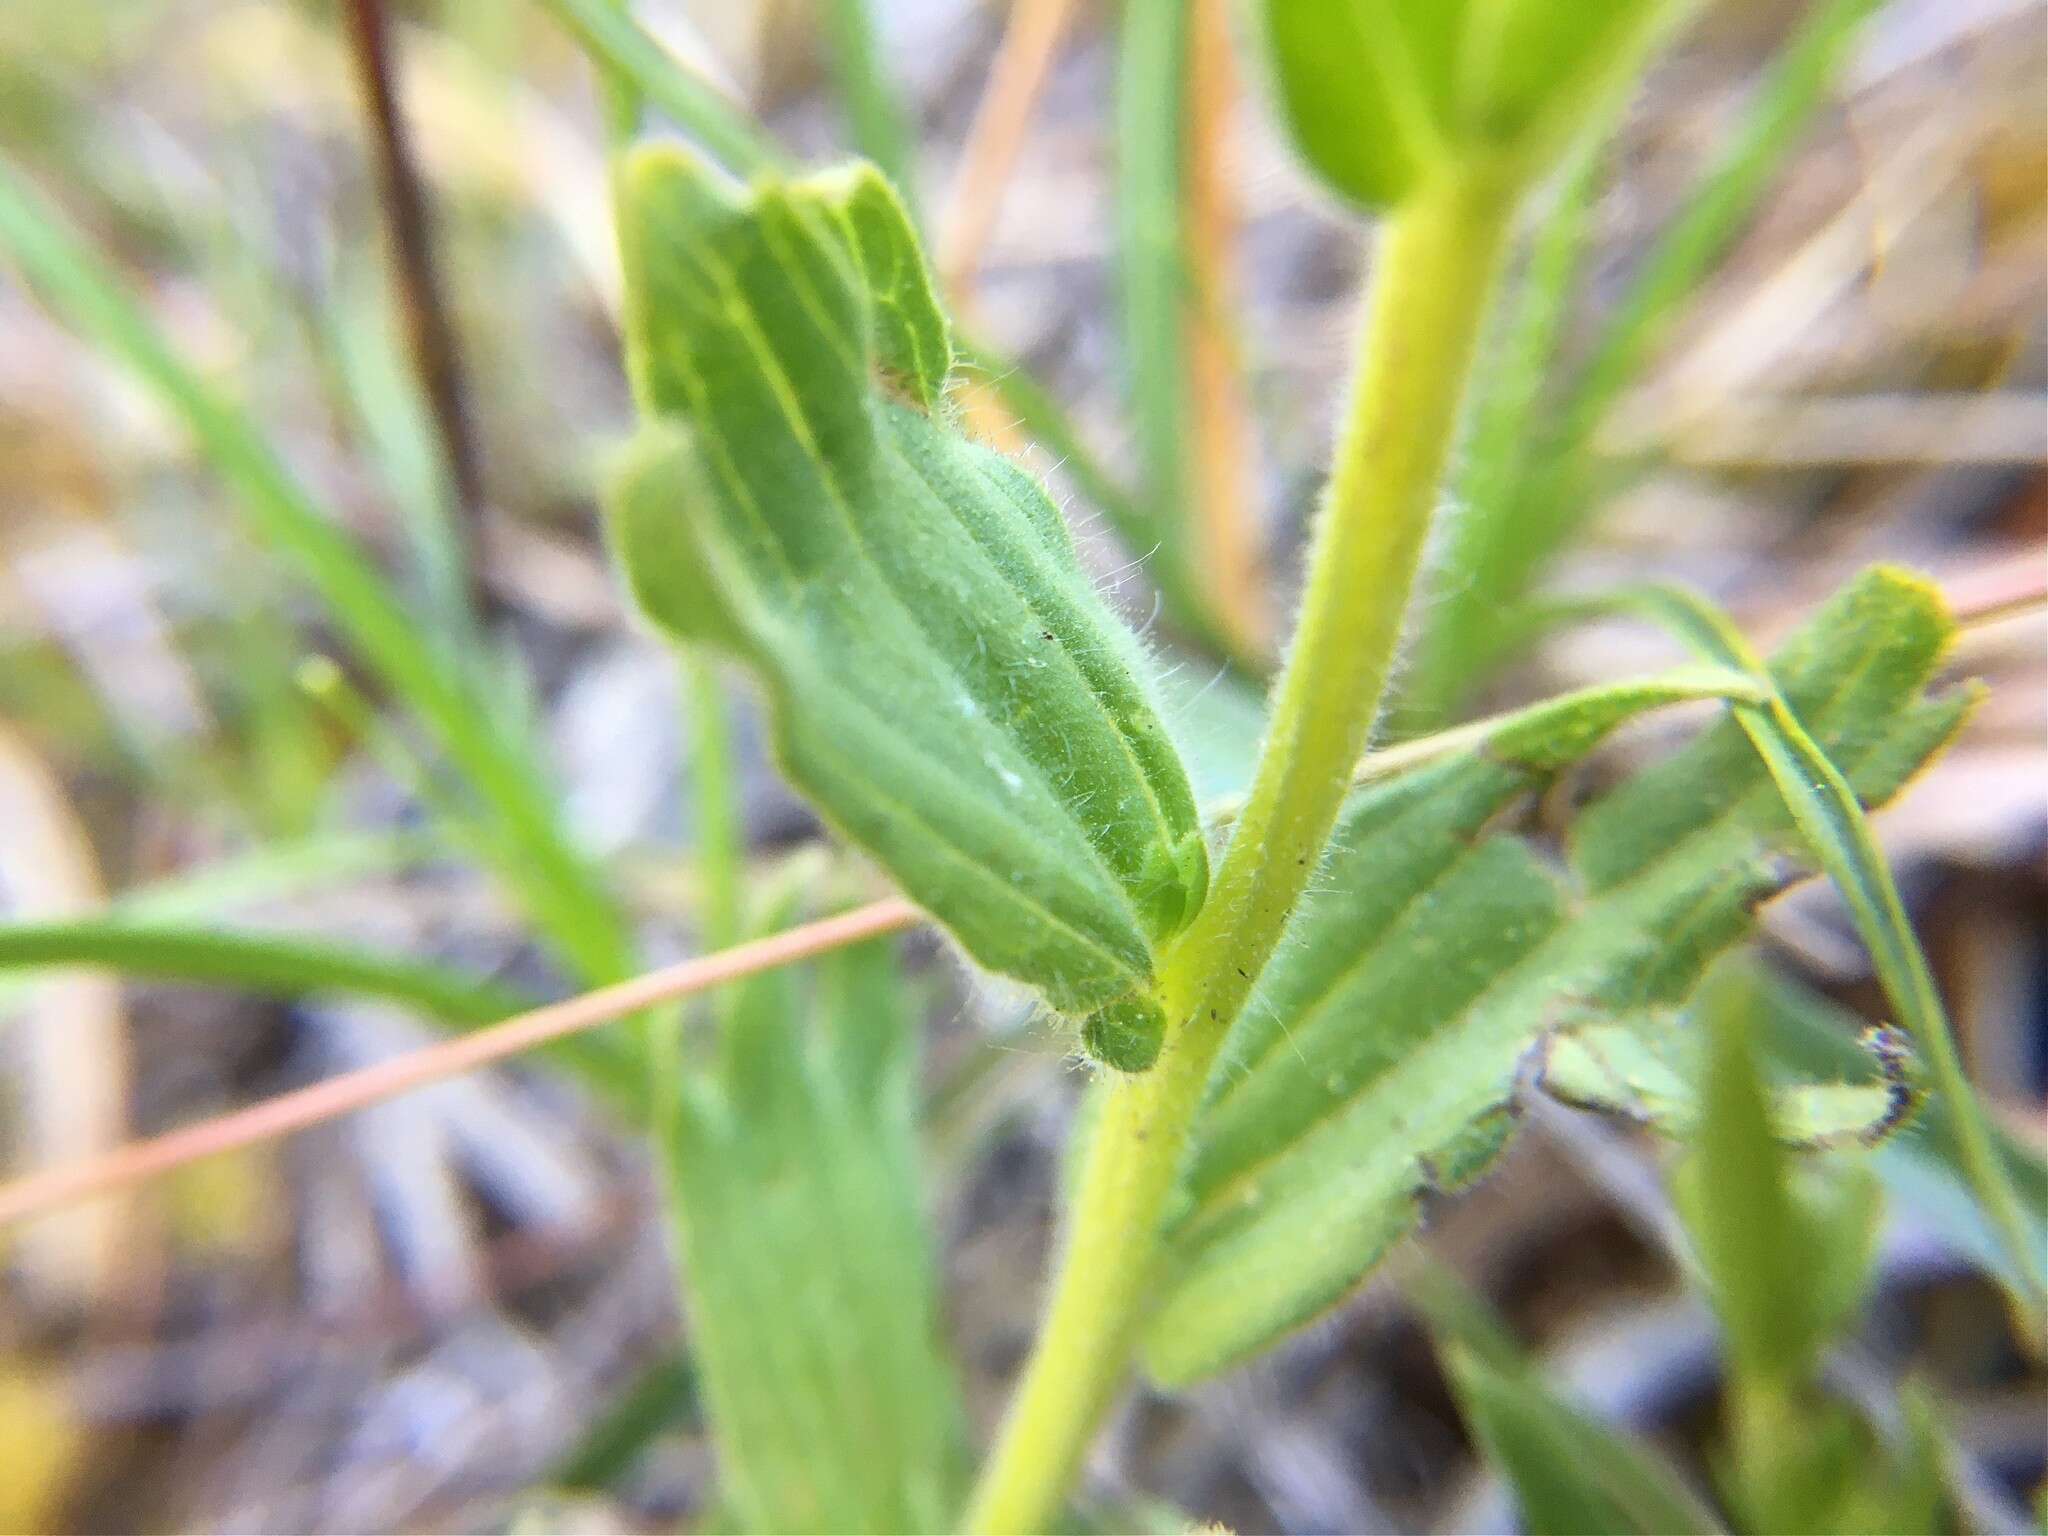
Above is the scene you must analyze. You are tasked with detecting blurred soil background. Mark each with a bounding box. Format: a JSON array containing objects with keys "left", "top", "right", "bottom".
[{"left": 0, "top": 0, "right": 2043, "bottom": 1530}]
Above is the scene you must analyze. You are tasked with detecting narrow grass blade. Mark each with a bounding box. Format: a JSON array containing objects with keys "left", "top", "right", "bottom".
[
  {"left": 1441, "top": 1345, "right": 1723, "bottom": 1535},
  {"left": 0, "top": 157, "right": 634, "bottom": 991},
  {"left": 0, "top": 900, "right": 924, "bottom": 1231},
  {"left": 818, "top": 0, "right": 921, "bottom": 219},
  {"left": 1409, "top": 1260, "right": 1720, "bottom": 1536},
  {"left": 531, "top": 0, "right": 775, "bottom": 174},
  {"left": 103, "top": 831, "right": 436, "bottom": 920},
  {"left": 1116, "top": 0, "right": 1194, "bottom": 585},
  {"left": 554, "top": 1353, "right": 699, "bottom": 1490},
  {"left": 0, "top": 919, "right": 528, "bottom": 1026},
  {"left": 1676, "top": 975, "right": 1829, "bottom": 1384},
  {"left": 1418, "top": 0, "right": 1882, "bottom": 709},
  {"left": 1560, "top": 0, "right": 1884, "bottom": 456}
]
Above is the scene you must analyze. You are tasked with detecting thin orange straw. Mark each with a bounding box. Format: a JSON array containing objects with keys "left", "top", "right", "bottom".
[{"left": 0, "top": 897, "right": 924, "bottom": 1231}]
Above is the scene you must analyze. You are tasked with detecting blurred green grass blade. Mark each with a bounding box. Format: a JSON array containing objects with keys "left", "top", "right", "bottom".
[
  {"left": 554, "top": 1352, "right": 699, "bottom": 1491},
  {"left": 818, "top": 0, "right": 920, "bottom": 220},
  {"left": 1144, "top": 568, "right": 1969, "bottom": 1383},
  {"left": 1400, "top": 1257, "right": 1526, "bottom": 1372},
  {"left": 1116, "top": 0, "right": 1193, "bottom": 574},
  {"left": 684, "top": 656, "right": 744, "bottom": 961},
  {"left": 0, "top": 919, "right": 524, "bottom": 1025},
  {"left": 1418, "top": 0, "right": 1882, "bottom": 710},
  {"left": 318, "top": 273, "right": 479, "bottom": 663},
  {"left": 664, "top": 936, "right": 966, "bottom": 1532},
  {"left": 1678, "top": 986, "right": 1891, "bottom": 1533},
  {"left": 1403, "top": 129, "right": 1607, "bottom": 728},
  {"left": 1406, "top": 1247, "right": 1715, "bottom": 1536},
  {"left": 117, "top": 832, "right": 436, "bottom": 920},
  {"left": 0, "top": 833, "right": 431, "bottom": 1018},
  {"left": 1577, "top": 578, "right": 2047, "bottom": 1338},
  {"left": 532, "top": 0, "right": 776, "bottom": 174},
  {"left": 0, "top": 158, "right": 633, "bottom": 992},
  {"left": 1673, "top": 980, "right": 1815, "bottom": 1383},
  {"left": 1558, "top": 0, "right": 1883, "bottom": 455},
  {"left": 1442, "top": 1342, "right": 1723, "bottom": 1535},
  {"left": 0, "top": 917, "right": 638, "bottom": 1102}
]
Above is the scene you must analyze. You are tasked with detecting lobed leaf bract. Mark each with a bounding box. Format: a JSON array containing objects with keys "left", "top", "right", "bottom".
[
  {"left": 1142, "top": 568, "right": 1970, "bottom": 1383},
  {"left": 607, "top": 150, "right": 1208, "bottom": 1028}
]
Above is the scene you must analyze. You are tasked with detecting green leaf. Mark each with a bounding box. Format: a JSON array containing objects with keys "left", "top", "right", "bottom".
[
  {"left": 1141, "top": 568, "right": 1967, "bottom": 1383},
  {"left": 1573, "top": 579, "right": 2046, "bottom": 1333},
  {"left": 1258, "top": 0, "right": 1688, "bottom": 210},
  {"left": 1540, "top": 1013, "right": 1919, "bottom": 1150},
  {"left": 1443, "top": 1343, "right": 1723, "bottom": 1535},
  {"left": 606, "top": 149, "right": 1208, "bottom": 1030},
  {"left": 1740, "top": 961, "right": 2048, "bottom": 1302},
  {"left": 661, "top": 936, "right": 965, "bottom": 1533}
]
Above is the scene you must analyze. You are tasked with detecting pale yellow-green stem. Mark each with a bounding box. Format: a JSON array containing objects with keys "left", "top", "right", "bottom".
[{"left": 965, "top": 161, "right": 1521, "bottom": 1534}]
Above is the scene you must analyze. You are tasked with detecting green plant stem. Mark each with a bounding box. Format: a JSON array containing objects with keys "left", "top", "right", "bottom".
[{"left": 964, "top": 161, "right": 1519, "bottom": 1534}]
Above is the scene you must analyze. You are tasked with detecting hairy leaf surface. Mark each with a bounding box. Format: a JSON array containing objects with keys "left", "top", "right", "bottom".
[
  {"left": 1142, "top": 568, "right": 1970, "bottom": 1383},
  {"left": 607, "top": 150, "right": 1207, "bottom": 1022},
  {"left": 665, "top": 938, "right": 965, "bottom": 1532}
]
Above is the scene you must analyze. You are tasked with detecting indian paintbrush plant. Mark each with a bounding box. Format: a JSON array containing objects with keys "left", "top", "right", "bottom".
[
  {"left": 0, "top": 0, "right": 2039, "bottom": 1531},
  {"left": 593, "top": 1, "right": 2040, "bottom": 1530}
]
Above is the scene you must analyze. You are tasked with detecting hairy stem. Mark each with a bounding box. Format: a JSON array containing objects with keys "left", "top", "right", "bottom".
[{"left": 965, "top": 161, "right": 1519, "bottom": 1533}]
